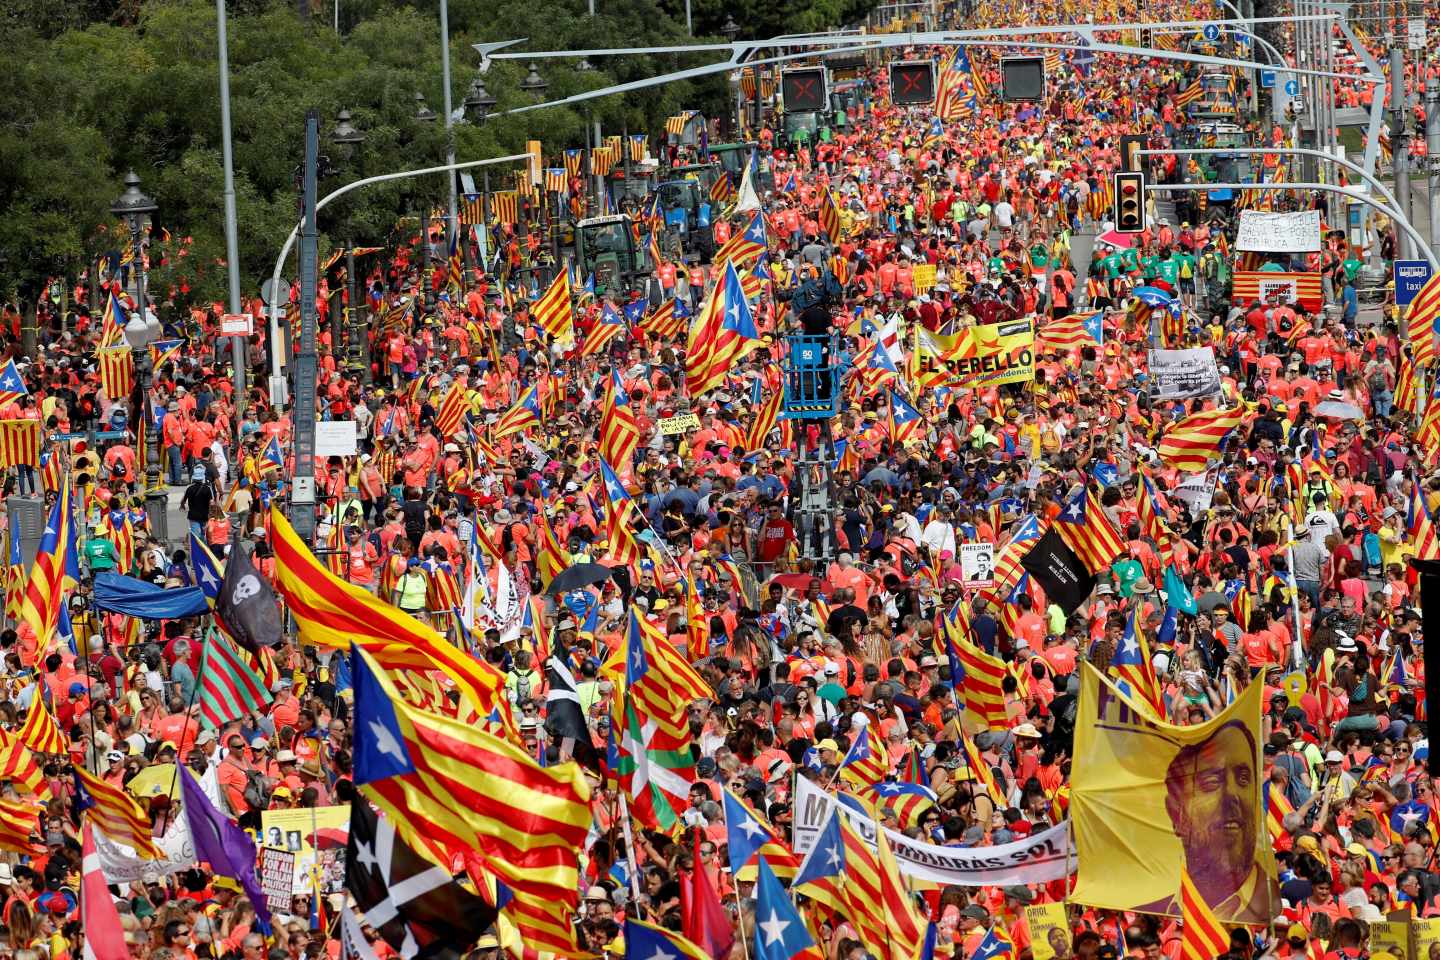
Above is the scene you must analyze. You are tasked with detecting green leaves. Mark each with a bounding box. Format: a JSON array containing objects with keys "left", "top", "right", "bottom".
[{"left": 0, "top": 0, "right": 872, "bottom": 305}]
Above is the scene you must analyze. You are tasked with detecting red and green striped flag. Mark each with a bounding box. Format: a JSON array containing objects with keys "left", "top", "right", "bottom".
[{"left": 198, "top": 628, "right": 273, "bottom": 729}]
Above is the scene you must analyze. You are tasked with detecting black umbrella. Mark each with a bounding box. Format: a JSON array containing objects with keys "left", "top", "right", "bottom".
[{"left": 545, "top": 562, "right": 615, "bottom": 596}]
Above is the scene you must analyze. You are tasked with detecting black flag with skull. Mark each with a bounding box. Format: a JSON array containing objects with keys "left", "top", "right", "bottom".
[{"left": 215, "top": 531, "right": 283, "bottom": 652}]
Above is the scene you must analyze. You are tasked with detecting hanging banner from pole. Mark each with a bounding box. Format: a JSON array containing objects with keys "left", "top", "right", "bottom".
[
  {"left": 1234, "top": 210, "right": 1322, "bottom": 253},
  {"left": 793, "top": 776, "right": 1073, "bottom": 886},
  {"left": 1230, "top": 272, "right": 1324, "bottom": 312}
]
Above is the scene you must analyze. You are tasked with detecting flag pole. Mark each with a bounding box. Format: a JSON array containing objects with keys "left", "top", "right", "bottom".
[
  {"left": 616, "top": 791, "right": 643, "bottom": 904},
  {"left": 719, "top": 800, "right": 755, "bottom": 960}
]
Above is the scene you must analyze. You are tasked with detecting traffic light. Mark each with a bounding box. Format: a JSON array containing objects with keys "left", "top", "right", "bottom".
[
  {"left": 781, "top": 68, "right": 828, "bottom": 112},
  {"left": 1113, "top": 172, "right": 1146, "bottom": 234},
  {"left": 889, "top": 61, "right": 936, "bottom": 105},
  {"left": 1000, "top": 56, "right": 1045, "bottom": 101},
  {"left": 1119, "top": 135, "right": 1146, "bottom": 174}
]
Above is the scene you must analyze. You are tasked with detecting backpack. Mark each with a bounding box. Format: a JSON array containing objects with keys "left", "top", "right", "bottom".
[{"left": 242, "top": 767, "right": 272, "bottom": 811}]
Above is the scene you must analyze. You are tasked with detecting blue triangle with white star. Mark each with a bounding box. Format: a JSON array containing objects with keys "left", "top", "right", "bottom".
[{"left": 350, "top": 645, "right": 416, "bottom": 784}]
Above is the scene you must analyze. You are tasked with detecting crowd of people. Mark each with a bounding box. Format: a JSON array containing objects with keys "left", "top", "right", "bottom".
[{"left": 0, "top": 1, "right": 1437, "bottom": 960}]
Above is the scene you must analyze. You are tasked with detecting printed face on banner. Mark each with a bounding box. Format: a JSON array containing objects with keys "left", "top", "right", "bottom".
[{"left": 1069, "top": 664, "right": 1278, "bottom": 924}]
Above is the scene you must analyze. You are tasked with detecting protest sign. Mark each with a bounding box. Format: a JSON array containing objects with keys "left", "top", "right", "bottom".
[
  {"left": 913, "top": 263, "right": 938, "bottom": 292},
  {"left": 261, "top": 806, "right": 349, "bottom": 893},
  {"left": 793, "top": 777, "right": 1073, "bottom": 887},
  {"left": 314, "top": 420, "right": 358, "bottom": 457},
  {"left": 1148, "top": 348, "right": 1221, "bottom": 400},
  {"left": 93, "top": 813, "right": 195, "bottom": 884},
  {"left": 1234, "top": 210, "right": 1322, "bottom": 253},
  {"left": 1071, "top": 664, "right": 1277, "bottom": 923},
  {"left": 959, "top": 542, "right": 995, "bottom": 588},
  {"left": 915, "top": 319, "right": 1035, "bottom": 390},
  {"left": 260, "top": 847, "right": 297, "bottom": 912},
  {"left": 1026, "top": 902, "right": 1073, "bottom": 960},
  {"left": 657, "top": 412, "right": 701, "bottom": 435}
]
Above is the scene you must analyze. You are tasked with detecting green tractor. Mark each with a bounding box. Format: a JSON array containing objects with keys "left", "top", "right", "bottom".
[{"left": 574, "top": 215, "right": 653, "bottom": 298}]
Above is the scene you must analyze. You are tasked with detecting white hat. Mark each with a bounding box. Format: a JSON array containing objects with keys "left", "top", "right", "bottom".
[{"left": 1325, "top": 749, "right": 1345, "bottom": 763}]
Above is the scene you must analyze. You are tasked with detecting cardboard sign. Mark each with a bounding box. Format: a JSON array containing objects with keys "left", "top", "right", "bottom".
[
  {"left": 958, "top": 542, "right": 995, "bottom": 589},
  {"left": 260, "top": 847, "right": 296, "bottom": 912},
  {"left": 912, "top": 263, "right": 938, "bottom": 293},
  {"left": 314, "top": 420, "right": 358, "bottom": 457},
  {"left": 658, "top": 412, "right": 701, "bottom": 435}
]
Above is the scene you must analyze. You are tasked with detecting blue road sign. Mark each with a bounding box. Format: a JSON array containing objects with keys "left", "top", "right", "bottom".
[
  {"left": 1259, "top": 69, "right": 1275, "bottom": 89},
  {"left": 1203, "top": 23, "right": 1221, "bottom": 41},
  {"left": 1284, "top": 78, "right": 1300, "bottom": 96},
  {"left": 1395, "top": 259, "right": 1432, "bottom": 308}
]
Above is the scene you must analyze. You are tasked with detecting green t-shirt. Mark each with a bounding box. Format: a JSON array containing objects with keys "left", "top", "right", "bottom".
[
  {"left": 1120, "top": 248, "right": 1142, "bottom": 273},
  {"left": 1101, "top": 253, "right": 1125, "bottom": 279},
  {"left": 1175, "top": 252, "right": 1197, "bottom": 278},
  {"left": 1141, "top": 255, "right": 1160, "bottom": 279},
  {"left": 1157, "top": 258, "right": 1181, "bottom": 285},
  {"left": 84, "top": 537, "right": 117, "bottom": 572}
]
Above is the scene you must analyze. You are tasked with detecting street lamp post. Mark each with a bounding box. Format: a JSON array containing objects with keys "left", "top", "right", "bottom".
[
  {"left": 112, "top": 172, "right": 169, "bottom": 546},
  {"left": 331, "top": 109, "right": 368, "bottom": 383},
  {"left": 463, "top": 77, "right": 498, "bottom": 267}
]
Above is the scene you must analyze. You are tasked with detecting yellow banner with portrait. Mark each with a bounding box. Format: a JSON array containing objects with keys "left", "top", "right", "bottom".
[{"left": 1070, "top": 663, "right": 1279, "bottom": 925}]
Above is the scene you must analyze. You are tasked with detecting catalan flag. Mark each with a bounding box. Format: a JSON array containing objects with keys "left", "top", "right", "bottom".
[
  {"left": 20, "top": 485, "right": 79, "bottom": 643},
  {"left": 268, "top": 508, "right": 509, "bottom": 722},
  {"left": 746, "top": 380, "right": 783, "bottom": 452},
  {"left": 0, "top": 420, "right": 41, "bottom": 470},
  {"left": 0, "top": 728, "right": 47, "bottom": 801},
  {"left": 721, "top": 787, "right": 801, "bottom": 879},
  {"left": 687, "top": 259, "right": 762, "bottom": 397},
  {"left": 100, "top": 289, "right": 128, "bottom": 347},
  {"left": 1110, "top": 603, "right": 1165, "bottom": 717},
  {"left": 1405, "top": 271, "right": 1440, "bottom": 367},
  {"left": 531, "top": 269, "right": 574, "bottom": 342},
  {"left": 97, "top": 347, "right": 135, "bottom": 401},
  {"left": 839, "top": 724, "right": 891, "bottom": 787},
  {"left": 1175, "top": 78, "right": 1204, "bottom": 108},
  {"left": 1137, "top": 463, "right": 1176, "bottom": 560},
  {"left": 887, "top": 389, "right": 924, "bottom": 447},
  {"left": 1407, "top": 480, "right": 1440, "bottom": 561},
  {"left": 598, "top": 371, "right": 641, "bottom": 470},
  {"left": 1038, "top": 310, "right": 1103, "bottom": 352},
  {"left": 597, "top": 458, "right": 643, "bottom": 569},
  {"left": 753, "top": 859, "right": 825, "bottom": 960},
  {"left": 579, "top": 302, "right": 628, "bottom": 357},
  {"left": 819, "top": 189, "right": 843, "bottom": 242},
  {"left": 0, "top": 359, "right": 27, "bottom": 407},
  {"left": 626, "top": 920, "right": 711, "bottom": 960},
  {"left": 793, "top": 807, "right": 888, "bottom": 958},
  {"left": 149, "top": 338, "right": 183, "bottom": 371},
  {"left": 15, "top": 700, "right": 63, "bottom": 757},
  {"left": 0, "top": 799, "right": 41, "bottom": 855},
  {"left": 943, "top": 612, "right": 1010, "bottom": 730},
  {"left": 641, "top": 297, "right": 690, "bottom": 340},
  {"left": 3, "top": 527, "right": 22, "bottom": 622},
  {"left": 1179, "top": 865, "right": 1230, "bottom": 960},
  {"left": 491, "top": 384, "right": 543, "bottom": 440},
  {"left": 433, "top": 381, "right": 468, "bottom": 439},
  {"left": 1055, "top": 485, "right": 1126, "bottom": 575},
  {"left": 350, "top": 645, "right": 591, "bottom": 904},
  {"left": 74, "top": 766, "right": 159, "bottom": 858},
  {"left": 713, "top": 212, "right": 769, "bottom": 267},
  {"left": 1157, "top": 406, "right": 1249, "bottom": 473},
  {"left": 1264, "top": 781, "right": 1294, "bottom": 843}
]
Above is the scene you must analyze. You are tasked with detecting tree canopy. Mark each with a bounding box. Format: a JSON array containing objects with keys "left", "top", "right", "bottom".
[{"left": 0, "top": 0, "right": 875, "bottom": 309}]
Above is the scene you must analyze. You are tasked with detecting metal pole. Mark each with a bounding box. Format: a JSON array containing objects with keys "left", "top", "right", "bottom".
[
  {"left": 135, "top": 226, "right": 168, "bottom": 545},
  {"left": 1390, "top": 2, "right": 1411, "bottom": 256},
  {"left": 685, "top": 0, "right": 691, "bottom": 35},
  {"left": 345, "top": 241, "right": 362, "bottom": 378},
  {"left": 440, "top": 0, "right": 458, "bottom": 249},
  {"left": 480, "top": 167, "right": 491, "bottom": 268},
  {"left": 216, "top": 0, "right": 247, "bottom": 427},
  {"left": 1427, "top": 77, "right": 1440, "bottom": 252},
  {"left": 291, "top": 111, "right": 320, "bottom": 543},
  {"left": 593, "top": 117, "right": 605, "bottom": 212}
]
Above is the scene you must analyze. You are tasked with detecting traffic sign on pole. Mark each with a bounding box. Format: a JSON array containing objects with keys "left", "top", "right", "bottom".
[
  {"left": 1203, "top": 23, "right": 1220, "bottom": 41},
  {"left": 220, "top": 313, "right": 254, "bottom": 336},
  {"left": 1259, "top": 69, "right": 1275, "bottom": 89},
  {"left": 1284, "top": 78, "right": 1300, "bottom": 96},
  {"left": 1395, "top": 260, "right": 1433, "bottom": 307}
]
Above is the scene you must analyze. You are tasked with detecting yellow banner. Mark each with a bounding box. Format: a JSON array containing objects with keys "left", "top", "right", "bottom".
[
  {"left": 1070, "top": 663, "right": 1278, "bottom": 924},
  {"left": 1370, "top": 919, "right": 1410, "bottom": 960},
  {"left": 1025, "top": 902, "right": 1072, "bottom": 960},
  {"left": 913, "top": 319, "right": 1035, "bottom": 390}
]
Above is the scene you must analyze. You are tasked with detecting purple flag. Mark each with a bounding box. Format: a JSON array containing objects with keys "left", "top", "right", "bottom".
[{"left": 178, "top": 763, "right": 272, "bottom": 931}]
